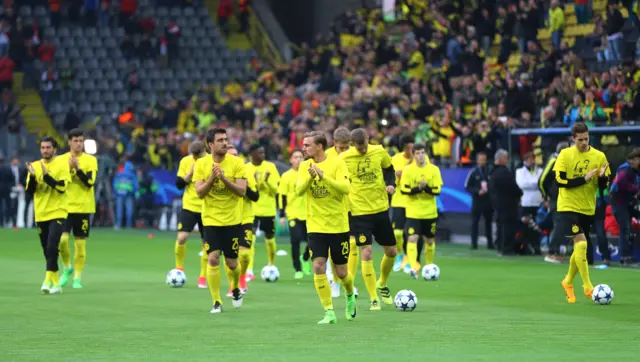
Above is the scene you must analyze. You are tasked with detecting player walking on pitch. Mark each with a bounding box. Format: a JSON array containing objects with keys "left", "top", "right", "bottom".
[
  {"left": 194, "top": 128, "right": 247, "bottom": 313},
  {"left": 401, "top": 144, "right": 443, "bottom": 279},
  {"left": 58, "top": 129, "right": 98, "bottom": 289},
  {"left": 26, "top": 136, "right": 71, "bottom": 294},
  {"left": 340, "top": 129, "right": 397, "bottom": 310},
  {"left": 173, "top": 140, "right": 208, "bottom": 288},
  {"left": 555, "top": 123, "right": 610, "bottom": 303},
  {"left": 390, "top": 135, "right": 414, "bottom": 272},
  {"left": 297, "top": 131, "right": 357, "bottom": 324}
]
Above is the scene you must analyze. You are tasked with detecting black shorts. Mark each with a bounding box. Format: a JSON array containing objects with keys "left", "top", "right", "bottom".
[
  {"left": 240, "top": 223, "right": 253, "bottom": 248},
  {"left": 391, "top": 207, "right": 406, "bottom": 230},
  {"left": 203, "top": 224, "right": 242, "bottom": 259},
  {"left": 64, "top": 213, "right": 91, "bottom": 238},
  {"left": 406, "top": 218, "right": 437, "bottom": 238},
  {"left": 254, "top": 216, "right": 275, "bottom": 237},
  {"left": 289, "top": 219, "right": 308, "bottom": 243},
  {"left": 555, "top": 211, "right": 593, "bottom": 238},
  {"left": 179, "top": 209, "right": 204, "bottom": 239},
  {"left": 308, "top": 232, "right": 350, "bottom": 265},
  {"left": 350, "top": 211, "right": 396, "bottom": 247}
]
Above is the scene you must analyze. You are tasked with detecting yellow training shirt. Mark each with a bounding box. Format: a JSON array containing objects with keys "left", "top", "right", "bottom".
[
  {"left": 245, "top": 161, "right": 280, "bottom": 217},
  {"left": 59, "top": 152, "right": 97, "bottom": 214},
  {"left": 296, "top": 156, "right": 350, "bottom": 233},
  {"left": 390, "top": 152, "right": 414, "bottom": 208},
  {"left": 193, "top": 154, "right": 247, "bottom": 226},
  {"left": 26, "top": 156, "right": 71, "bottom": 222},
  {"left": 177, "top": 155, "right": 203, "bottom": 213},
  {"left": 326, "top": 146, "right": 338, "bottom": 159},
  {"left": 554, "top": 146, "right": 610, "bottom": 216},
  {"left": 242, "top": 163, "right": 258, "bottom": 224},
  {"left": 278, "top": 168, "right": 306, "bottom": 221},
  {"left": 401, "top": 162, "right": 443, "bottom": 219},
  {"left": 340, "top": 145, "right": 392, "bottom": 216}
]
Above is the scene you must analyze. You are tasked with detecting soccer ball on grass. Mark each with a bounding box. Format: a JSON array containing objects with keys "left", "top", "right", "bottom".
[
  {"left": 421, "top": 264, "right": 440, "bottom": 281},
  {"left": 591, "top": 284, "right": 614, "bottom": 305},
  {"left": 261, "top": 265, "right": 280, "bottom": 282},
  {"left": 166, "top": 269, "right": 186, "bottom": 288},
  {"left": 394, "top": 290, "right": 417, "bottom": 312}
]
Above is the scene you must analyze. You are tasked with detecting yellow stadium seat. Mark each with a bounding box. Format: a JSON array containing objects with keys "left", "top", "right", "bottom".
[
  {"left": 567, "top": 15, "right": 577, "bottom": 25},
  {"left": 537, "top": 28, "right": 551, "bottom": 40},
  {"left": 620, "top": 8, "right": 629, "bottom": 18},
  {"left": 507, "top": 54, "right": 521, "bottom": 67},
  {"left": 565, "top": 4, "right": 575, "bottom": 14}
]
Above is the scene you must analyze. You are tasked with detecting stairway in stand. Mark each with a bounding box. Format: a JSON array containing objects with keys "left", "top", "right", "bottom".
[
  {"left": 203, "top": 0, "right": 253, "bottom": 50},
  {"left": 13, "top": 72, "right": 63, "bottom": 145}
]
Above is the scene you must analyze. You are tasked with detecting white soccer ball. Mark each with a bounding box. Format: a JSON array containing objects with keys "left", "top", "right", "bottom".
[
  {"left": 166, "top": 269, "right": 186, "bottom": 288},
  {"left": 421, "top": 264, "right": 440, "bottom": 281},
  {"left": 394, "top": 289, "right": 418, "bottom": 312},
  {"left": 592, "top": 284, "right": 614, "bottom": 305},
  {"left": 261, "top": 265, "right": 280, "bottom": 282}
]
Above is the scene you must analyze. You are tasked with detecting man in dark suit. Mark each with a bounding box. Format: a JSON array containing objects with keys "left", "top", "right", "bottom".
[
  {"left": 10, "top": 157, "right": 26, "bottom": 228},
  {"left": 464, "top": 152, "right": 494, "bottom": 250},
  {"left": 0, "top": 157, "right": 15, "bottom": 227},
  {"left": 490, "top": 149, "right": 523, "bottom": 256}
]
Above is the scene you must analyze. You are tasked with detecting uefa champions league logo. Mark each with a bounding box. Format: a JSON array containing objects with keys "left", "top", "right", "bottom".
[{"left": 595, "top": 243, "right": 619, "bottom": 257}]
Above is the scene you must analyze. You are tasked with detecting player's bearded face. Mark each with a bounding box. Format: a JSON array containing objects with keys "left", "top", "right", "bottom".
[
  {"left": 40, "top": 142, "right": 55, "bottom": 160},
  {"left": 573, "top": 132, "right": 589, "bottom": 152},
  {"left": 212, "top": 134, "right": 228, "bottom": 155},
  {"left": 302, "top": 137, "right": 318, "bottom": 158}
]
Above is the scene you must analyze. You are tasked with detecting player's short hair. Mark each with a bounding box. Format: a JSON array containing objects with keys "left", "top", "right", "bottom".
[
  {"left": 333, "top": 127, "right": 351, "bottom": 143},
  {"left": 304, "top": 131, "right": 328, "bottom": 150},
  {"left": 413, "top": 143, "right": 426, "bottom": 153},
  {"left": 628, "top": 148, "right": 640, "bottom": 160},
  {"left": 350, "top": 128, "right": 367, "bottom": 144},
  {"left": 290, "top": 148, "right": 303, "bottom": 158},
  {"left": 399, "top": 134, "right": 414, "bottom": 150},
  {"left": 189, "top": 140, "right": 205, "bottom": 155},
  {"left": 248, "top": 143, "right": 263, "bottom": 153},
  {"left": 571, "top": 122, "right": 589, "bottom": 136},
  {"left": 40, "top": 136, "right": 57, "bottom": 148},
  {"left": 556, "top": 141, "right": 570, "bottom": 153},
  {"left": 206, "top": 128, "right": 226, "bottom": 143},
  {"left": 68, "top": 128, "right": 84, "bottom": 139}
]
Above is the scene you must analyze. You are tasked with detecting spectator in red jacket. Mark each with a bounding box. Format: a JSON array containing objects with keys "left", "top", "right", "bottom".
[
  {"left": 0, "top": 53, "right": 14, "bottom": 92},
  {"left": 279, "top": 85, "right": 301, "bottom": 119},
  {"left": 218, "top": 0, "right": 233, "bottom": 36},
  {"left": 38, "top": 39, "right": 56, "bottom": 63},
  {"left": 119, "top": 0, "right": 137, "bottom": 25}
]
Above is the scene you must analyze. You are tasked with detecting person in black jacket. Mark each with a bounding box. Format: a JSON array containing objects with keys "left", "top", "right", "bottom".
[
  {"left": 490, "top": 149, "right": 523, "bottom": 255},
  {"left": 0, "top": 157, "right": 15, "bottom": 227},
  {"left": 538, "top": 141, "right": 569, "bottom": 263},
  {"left": 464, "top": 152, "right": 494, "bottom": 250}
]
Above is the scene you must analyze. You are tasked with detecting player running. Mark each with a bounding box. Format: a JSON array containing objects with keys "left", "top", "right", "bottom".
[
  {"left": 340, "top": 128, "right": 397, "bottom": 310},
  {"left": 173, "top": 140, "right": 208, "bottom": 288},
  {"left": 226, "top": 145, "right": 258, "bottom": 295},
  {"left": 297, "top": 131, "right": 357, "bottom": 324},
  {"left": 245, "top": 144, "right": 280, "bottom": 279},
  {"left": 278, "top": 149, "right": 308, "bottom": 279},
  {"left": 390, "top": 135, "right": 415, "bottom": 272},
  {"left": 556, "top": 123, "right": 609, "bottom": 303},
  {"left": 26, "top": 136, "right": 70, "bottom": 294},
  {"left": 400, "top": 144, "right": 443, "bottom": 279},
  {"left": 57, "top": 129, "right": 98, "bottom": 289},
  {"left": 194, "top": 128, "right": 247, "bottom": 314}
]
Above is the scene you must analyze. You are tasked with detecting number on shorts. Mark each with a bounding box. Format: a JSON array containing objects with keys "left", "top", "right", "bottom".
[
  {"left": 244, "top": 229, "right": 253, "bottom": 246},
  {"left": 341, "top": 241, "right": 349, "bottom": 256},
  {"left": 232, "top": 237, "right": 239, "bottom": 251},
  {"left": 431, "top": 223, "right": 436, "bottom": 235},
  {"left": 82, "top": 219, "right": 89, "bottom": 232}
]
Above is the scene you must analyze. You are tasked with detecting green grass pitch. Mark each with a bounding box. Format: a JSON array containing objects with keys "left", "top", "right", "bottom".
[{"left": 1, "top": 228, "right": 639, "bottom": 361}]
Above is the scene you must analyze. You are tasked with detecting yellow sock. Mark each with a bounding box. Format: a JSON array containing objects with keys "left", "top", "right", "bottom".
[
  {"left": 247, "top": 235, "right": 256, "bottom": 271},
  {"left": 206, "top": 265, "right": 222, "bottom": 304},
  {"left": 199, "top": 244, "right": 208, "bottom": 278},
  {"left": 573, "top": 241, "right": 593, "bottom": 291},
  {"left": 59, "top": 233, "right": 71, "bottom": 268},
  {"left": 407, "top": 242, "right": 418, "bottom": 269},
  {"left": 265, "top": 237, "right": 276, "bottom": 265},
  {"left": 314, "top": 274, "right": 334, "bottom": 310},
  {"left": 73, "top": 238, "right": 86, "bottom": 279},
  {"left": 175, "top": 242, "right": 186, "bottom": 270},
  {"left": 563, "top": 252, "right": 578, "bottom": 284},
  {"left": 340, "top": 272, "right": 355, "bottom": 295},
  {"left": 45, "top": 271, "right": 53, "bottom": 284},
  {"left": 347, "top": 237, "right": 359, "bottom": 278},
  {"left": 378, "top": 254, "right": 394, "bottom": 286},
  {"left": 52, "top": 271, "right": 60, "bottom": 285},
  {"left": 239, "top": 248, "right": 251, "bottom": 276},
  {"left": 393, "top": 229, "right": 404, "bottom": 255},
  {"left": 425, "top": 241, "right": 436, "bottom": 265},
  {"left": 361, "top": 260, "right": 378, "bottom": 301},
  {"left": 229, "top": 263, "right": 240, "bottom": 290}
]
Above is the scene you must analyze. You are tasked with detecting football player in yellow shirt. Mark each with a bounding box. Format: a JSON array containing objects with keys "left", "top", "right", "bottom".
[
  {"left": 296, "top": 131, "right": 356, "bottom": 324},
  {"left": 172, "top": 140, "right": 208, "bottom": 288},
  {"left": 390, "top": 134, "right": 415, "bottom": 272},
  {"left": 555, "top": 123, "right": 610, "bottom": 303},
  {"left": 341, "top": 129, "right": 398, "bottom": 310},
  {"left": 194, "top": 128, "right": 247, "bottom": 314},
  {"left": 226, "top": 145, "right": 258, "bottom": 295},
  {"left": 25, "top": 136, "right": 71, "bottom": 294},
  {"left": 57, "top": 129, "right": 98, "bottom": 289},
  {"left": 278, "top": 149, "right": 308, "bottom": 279},
  {"left": 245, "top": 144, "right": 280, "bottom": 280},
  {"left": 401, "top": 144, "right": 443, "bottom": 279}
]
